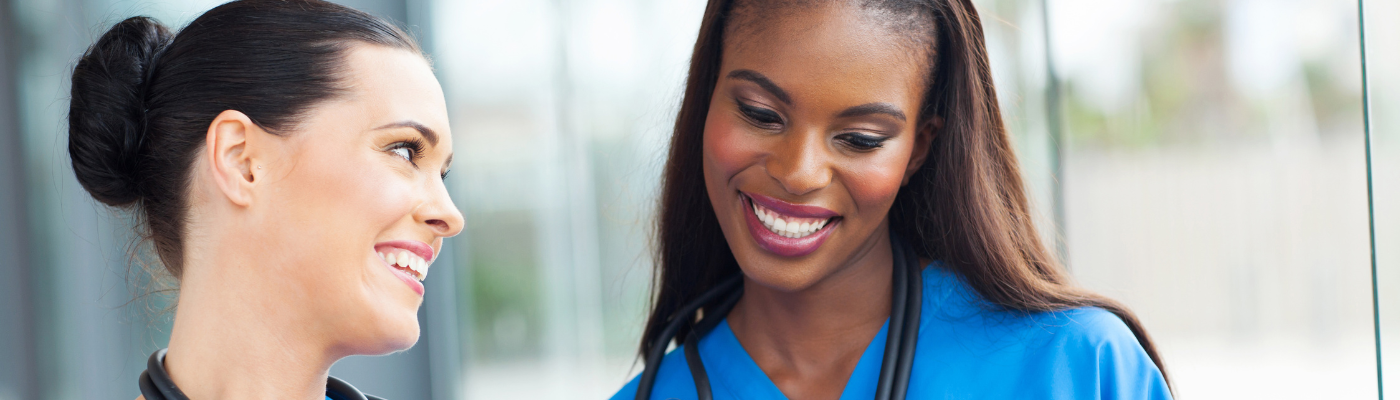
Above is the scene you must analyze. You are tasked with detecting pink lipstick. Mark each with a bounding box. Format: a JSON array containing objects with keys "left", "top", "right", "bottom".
[
  {"left": 374, "top": 240, "right": 435, "bottom": 295},
  {"left": 741, "top": 192, "right": 840, "bottom": 258}
]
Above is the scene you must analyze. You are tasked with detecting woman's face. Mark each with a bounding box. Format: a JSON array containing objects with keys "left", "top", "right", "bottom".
[
  {"left": 703, "top": 3, "right": 932, "bottom": 292},
  {"left": 251, "top": 44, "right": 462, "bottom": 354}
]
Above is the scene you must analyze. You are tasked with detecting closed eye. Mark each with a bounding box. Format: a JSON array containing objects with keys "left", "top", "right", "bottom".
[
  {"left": 836, "top": 132, "right": 890, "bottom": 151},
  {"left": 738, "top": 103, "right": 784, "bottom": 128}
]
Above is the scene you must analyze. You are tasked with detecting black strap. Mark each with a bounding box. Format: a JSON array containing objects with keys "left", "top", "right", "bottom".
[
  {"left": 891, "top": 233, "right": 923, "bottom": 400},
  {"left": 874, "top": 234, "right": 911, "bottom": 400},
  {"left": 634, "top": 275, "right": 743, "bottom": 400},
  {"left": 139, "top": 349, "right": 188, "bottom": 400},
  {"left": 138, "top": 348, "right": 383, "bottom": 400},
  {"left": 638, "top": 229, "right": 923, "bottom": 400},
  {"left": 327, "top": 375, "right": 380, "bottom": 400},
  {"left": 687, "top": 288, "right": 743, "bottom": 400},
  {"left": 683, "top": 333, "right": 712, "bottom": 400}
]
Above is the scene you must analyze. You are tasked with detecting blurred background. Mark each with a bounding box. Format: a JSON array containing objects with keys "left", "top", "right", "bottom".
[{"left": 0, "top": 0, "right": 1394, "bottom": 399}]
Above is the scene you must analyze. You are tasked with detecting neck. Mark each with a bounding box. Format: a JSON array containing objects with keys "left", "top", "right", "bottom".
[
  {"left": 162, "top": 250, "right": 335, "bottom": 400},
  {"left": 728, "top": 227, "right": 894, "bottom": 379}
]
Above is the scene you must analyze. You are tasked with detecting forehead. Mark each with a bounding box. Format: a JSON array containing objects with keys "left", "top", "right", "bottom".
[
  {"left": 338, "top": 44, "right": 451, "bottom": 145},
  {"left": 721, "top": 3, "right": 929, "bottom": 107}
]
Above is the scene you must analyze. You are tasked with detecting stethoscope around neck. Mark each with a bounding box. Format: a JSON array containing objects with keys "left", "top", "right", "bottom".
[
  {"left": 138, "top": 348, "right": 384, "bottom": 400},
  {"left": 634, "top": 231, "right": 925, "bottom": 400}
]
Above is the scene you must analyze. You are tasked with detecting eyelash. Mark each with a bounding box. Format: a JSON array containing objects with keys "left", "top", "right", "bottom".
[
  {"left": 738, "top": 103, "right": 784, "bottom": 128},
  {"left": 389, "top": 139, "right": 452, "bottom": 180},
  {"left": 836, "top": 133, "right": 889, "bottom": 151},
  {"left": 739, "top": 102, "right": 889, "bottom": 151},
  {"left": 388, "top": 138, "right": 427, "bottom": 166}
]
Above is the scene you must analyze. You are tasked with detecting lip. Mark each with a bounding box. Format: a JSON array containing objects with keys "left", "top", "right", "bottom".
[
  {"left": 745, "top": 192, "right": 840, "bottom": 219},
  {"left": 741, "top": 192, "right": 840, "bottom": 258},
  {"left": 374, "top": 240, "right": 435, "bottom": 296},
  {"left": 374, "top": 240, "right": 435, "bottom": 262}
]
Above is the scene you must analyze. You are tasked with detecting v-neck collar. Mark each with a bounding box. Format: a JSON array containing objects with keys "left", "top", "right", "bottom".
[{"left": 700, "top": 318, "right": 892, "bottom": 400}]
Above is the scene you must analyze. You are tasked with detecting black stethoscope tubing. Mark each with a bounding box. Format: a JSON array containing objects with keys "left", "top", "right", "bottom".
[
  {"left": 635, "top": 232, "right": 923, "bottom": 400},
  {"left": 138, "top": 348, "right": 383, "bottom": 400}
]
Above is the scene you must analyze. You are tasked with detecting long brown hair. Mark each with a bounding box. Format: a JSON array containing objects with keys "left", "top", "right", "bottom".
[{"left": 642, "top": 0, "right": 1169, "bottom": 387}]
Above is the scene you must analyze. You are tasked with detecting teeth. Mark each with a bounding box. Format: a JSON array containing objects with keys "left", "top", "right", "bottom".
[
  {"left": 381, "top": 249, "right": 431, "bottom": 281},
  {"left": 750, "top": 200, "right": 832, "bottom": 239}
]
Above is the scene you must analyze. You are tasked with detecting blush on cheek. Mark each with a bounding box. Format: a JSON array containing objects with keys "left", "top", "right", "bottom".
[
  {"left": 702, "top": 109, "right": 764, "bottom": 181},
  {"left": 841, "top": 156, "right": 908, "bottom": 211}
]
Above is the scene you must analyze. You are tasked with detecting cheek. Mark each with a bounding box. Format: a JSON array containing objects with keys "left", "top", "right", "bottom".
[
  {"left": 276, "top": 146, "right": 414, "bottom": 275},
  {"left": 702, "top": 108, "right": 761, "bottom": 187},
  {"left": 840, "top": 148, "right": 910, "bottom": 215}
]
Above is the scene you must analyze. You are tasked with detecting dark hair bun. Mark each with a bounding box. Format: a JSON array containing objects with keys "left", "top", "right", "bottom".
[{"left": 68, "top": 17, "right": 173, "bottom": 207}]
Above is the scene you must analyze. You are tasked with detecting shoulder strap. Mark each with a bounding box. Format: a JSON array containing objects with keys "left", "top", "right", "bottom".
[
  {"left": 139, "top": 348, "right": 385, "bottom": 400},
  {"left": 139, "top": 349, "right": 189, "bottom": 400},
  {"left": 327, "top": 375, "right": 383, "bottom": 400}
]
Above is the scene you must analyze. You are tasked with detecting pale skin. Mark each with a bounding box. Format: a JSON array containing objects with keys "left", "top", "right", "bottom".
[
  {"left": 137, "top": 44, "right": 463, "bottom": 400},
  {"left": 702, "top": 3, "right": 936, "bottom": 400}
]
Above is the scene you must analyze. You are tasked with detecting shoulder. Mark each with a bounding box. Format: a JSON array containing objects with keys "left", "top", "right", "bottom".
[
  {"left": 920, "top": 264, "right": 1142, "bottom": 353},
  {"left": 609, "top": 346, "right": 697, "bottom": 400},
  {"left": 1036, "top": 306, "right": 1141, "bottom": 350},
  {"left": 1041, "top": 307, "right": 1173, "bottom": 398},
  {"left": 915, "top": 265, "right": 1172, "bottom": 398}
]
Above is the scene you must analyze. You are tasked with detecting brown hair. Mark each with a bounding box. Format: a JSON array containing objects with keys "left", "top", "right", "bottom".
[{"left": 641, "top": 0, "right": 1170, "bottom": 387}]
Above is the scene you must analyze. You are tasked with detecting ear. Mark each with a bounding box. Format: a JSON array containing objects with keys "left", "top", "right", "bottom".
[
  {"left": 204, "top": 110, "right": 265, "bottom": 207},
  {"left": 902, "top": 116, "right": 941, "bottom": 186}
]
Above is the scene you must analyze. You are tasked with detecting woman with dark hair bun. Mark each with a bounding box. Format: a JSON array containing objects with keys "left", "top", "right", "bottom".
[
  {"left": 614, "top": 0, "right": 1172, "bottom": 399},
  {"left": 67, "top": 1, "right": 462, "bottom": 398}
]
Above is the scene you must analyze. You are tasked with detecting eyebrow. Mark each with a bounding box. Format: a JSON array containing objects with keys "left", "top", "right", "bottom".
[
  {"left": 727, "top": 69, "right": 792, "bottom": 105},
  {"left": 374, "top": 121, "right": 438, "bottom": 146},
  {"left": 836, "top": 102, "right": 907, "bottom": 122}
]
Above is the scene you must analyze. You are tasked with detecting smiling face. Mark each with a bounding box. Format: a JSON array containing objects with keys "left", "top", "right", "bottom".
[
  {"left": 703, "top": 2, "right": 933, "bottom": 292},
  {"left": 250, "top": 44, "right": 462, "bottom": 354}
]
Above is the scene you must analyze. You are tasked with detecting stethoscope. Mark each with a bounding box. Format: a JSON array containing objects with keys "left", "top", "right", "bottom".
[
  {"left": 635, "top": 231, "right": 924, "bottom": 400},
  {"left": 138, "top": 348, "right": 384, "bottom": 400}
]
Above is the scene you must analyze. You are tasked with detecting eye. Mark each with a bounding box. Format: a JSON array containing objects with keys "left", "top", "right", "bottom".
[
  {"left": 440, "top": 169, "right": 450, "bottom": 180},
  {"left": 836, "top": 133, "right": 889, "bottom": 151},
  {"left": 387, "top": 139, "right": 427, "bottom": 166},
  {"left": 738, "top": 103, "right": 784, "bottom": 128}
]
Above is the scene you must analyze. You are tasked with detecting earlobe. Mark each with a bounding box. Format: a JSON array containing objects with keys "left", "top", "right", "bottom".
[
  {"left": 204, "top": 110, "right": 261, "bottom": 207},
  {"left": 901, "top": 116, "right": 941, "bottom": 186}
]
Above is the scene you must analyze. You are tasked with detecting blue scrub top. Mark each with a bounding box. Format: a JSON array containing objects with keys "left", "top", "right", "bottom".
[{"left": 611, "top": 263, "right": 1172, "bottom": 400}]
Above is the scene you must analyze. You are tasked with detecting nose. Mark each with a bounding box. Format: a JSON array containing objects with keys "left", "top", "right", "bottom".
[
  {"left": 417, "top": 178, "right": 465, "bottom": 238},
  {"left": 765, "top": 129, "right": 832, "bottom": 196}
]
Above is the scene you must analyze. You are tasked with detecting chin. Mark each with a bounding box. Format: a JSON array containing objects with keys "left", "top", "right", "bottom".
[
  {"left": 380, "top": 327, "right": 421, "bottom": 354},
  {"left": 736, "top": 255, "right": 832, "bottom": 293},
  {"left": 339, "top": 301, "right": 422, "bottom": 355},
  {"left": 357, "top": 320, "right": 421, "bottom": 356}
]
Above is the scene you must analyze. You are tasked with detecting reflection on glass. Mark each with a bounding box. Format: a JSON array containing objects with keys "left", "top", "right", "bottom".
[
  {"left": 1361, "top": 0, "right": 1400, "bottom": 397},
  {"left": 1049, "top": 0, "right": 1375, "bottom": 398},
  {"left": 432, "top": 0, "right": 707, "bottom": 397}
]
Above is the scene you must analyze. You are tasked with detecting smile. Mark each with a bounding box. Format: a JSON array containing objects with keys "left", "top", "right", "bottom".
[
  {"left": 374, "top": 240, "right": 435, "bottom": 296},
  {"left": 741, "top": 192, "right": 840, "bottom": 257},
  {"left": 752, "top": 201, "right": 831, "bottom": 238},
  {"left": 378, "top": 249, "right": 429, "bottom": 281}
]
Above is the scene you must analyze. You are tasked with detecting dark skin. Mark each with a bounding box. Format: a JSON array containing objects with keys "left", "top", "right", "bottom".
[{"left": 701, "top": 3, "right": 936, "bottom": 399}]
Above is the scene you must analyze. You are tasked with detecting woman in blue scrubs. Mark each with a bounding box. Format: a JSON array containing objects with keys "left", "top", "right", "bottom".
[{"left": 613, "top": 0, "right": 1172, "bottom": 399}]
